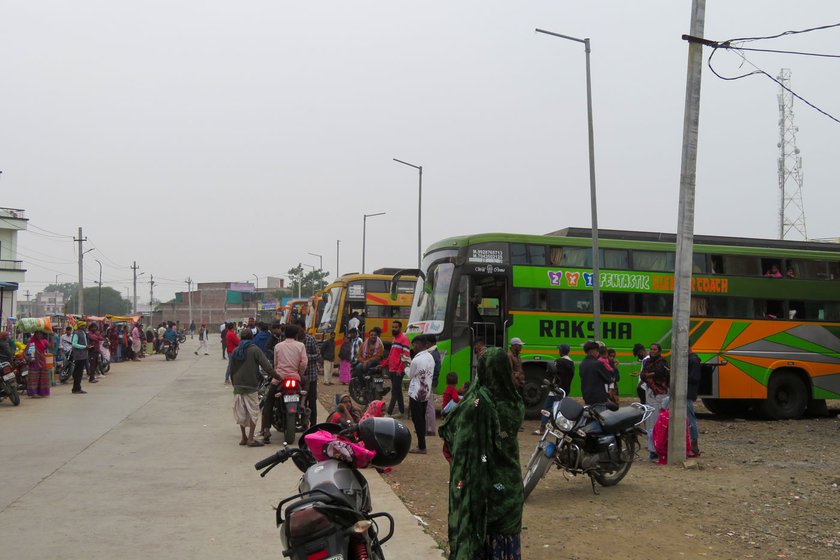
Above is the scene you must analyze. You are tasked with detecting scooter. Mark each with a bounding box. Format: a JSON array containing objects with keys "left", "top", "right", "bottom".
[
  {"left": 254, "top": 418, "right": 411, "bottom": 560},
  {"left": 0, "top": 361, "right": 21, "bottom": 406},
  {"left": 522, "top": 383, "right": 654, "bottom": 498}
]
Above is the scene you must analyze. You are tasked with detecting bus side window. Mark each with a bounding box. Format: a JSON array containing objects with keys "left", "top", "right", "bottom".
[
  {"left": 690, "top": 296, "right": 708, "bottom": 317},
  {"left": 711, "top": 255, "right": 724, "bottom": 274},
  {"left": 755, "top": 299, "right": 784, "bottom": 319},
  {"left": 454, "top": 275, "right": 470, "bottom": 323},
  {"left": 602, "top": 292, "right": 630, "bottom": 313},
  {"left": 789, "top": 301, "right": 804, "bottom": 320}
]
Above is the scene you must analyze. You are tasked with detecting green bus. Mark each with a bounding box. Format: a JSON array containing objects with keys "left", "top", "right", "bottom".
[{"left": 394, "top": 228, "right": 840, "bottom": 419}]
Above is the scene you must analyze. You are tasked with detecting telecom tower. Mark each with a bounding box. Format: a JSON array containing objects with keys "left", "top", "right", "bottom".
[{"left": 777, "top": 68, "right": 807, "bottom": 240}]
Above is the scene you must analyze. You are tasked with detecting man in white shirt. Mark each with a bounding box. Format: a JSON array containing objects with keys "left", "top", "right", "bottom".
[
  {"left": 347, "top": 312, "right": 360, "bottom": 334},
  {"left": 407, "top": 334, "right": 435, "bottom": 454},
  {"left": 59, "top": 326, "right": 73, "bottom": 355}
]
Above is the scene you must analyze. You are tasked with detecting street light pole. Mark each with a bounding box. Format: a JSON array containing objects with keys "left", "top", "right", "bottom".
[
  {"left": 393, "top": 158, "right": 423, "bottom": 268},
  {"left": 252, "top": 274, "right": 259, "bottom": 290},
  {"left": 362, "top": 212, "right": 386, "bottom": 274},
  {"left": 536, "top": 28, "right": 601, "bottom": 340},
  {"left": 308, "top": 252, "right": 323, "bottom": 271},
  {"left": 336, "top": 240, "right": 341, "bottom": 278},
  {"left": 94, "top": 259, "right": 103, "bottom": 315}
]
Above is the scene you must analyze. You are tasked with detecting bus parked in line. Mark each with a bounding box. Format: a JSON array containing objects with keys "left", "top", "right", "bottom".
[
  {"left": 279, "top": 298, "right": 310, "bottom": 325},
  {"left": 316, "top": 270, "right": 416, "bottom": 361},
  {"left": 394, "top": 228, "right": 840, "bottom": 419}
]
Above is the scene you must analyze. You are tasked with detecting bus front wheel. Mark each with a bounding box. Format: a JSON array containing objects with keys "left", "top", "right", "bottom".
[{"left": 759, "top": 371, "right": 808, "bottom": 420}]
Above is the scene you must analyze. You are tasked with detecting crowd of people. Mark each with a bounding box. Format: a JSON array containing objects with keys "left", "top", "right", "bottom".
[{"left": 0, "top": 319, "right": 185, "bottom": 398}]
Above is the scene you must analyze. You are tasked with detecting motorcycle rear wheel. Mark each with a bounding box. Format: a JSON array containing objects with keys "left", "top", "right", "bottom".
[
  {"left": 522, "top": 443, "right": 553, "bottom": 500},
  {"left": 59, "top": 362, "right": 73, "bottom": 383},
  {"left": 284, "top": 412, "right": 297, "bottom": 446},
  {"left": 592, "top": 437, "right": 636, "bottom": 487}
]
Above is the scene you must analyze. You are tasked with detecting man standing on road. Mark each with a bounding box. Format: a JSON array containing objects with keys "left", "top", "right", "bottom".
[
  {"left": 296, "top": 319, "right": 321, "bottom": 425},
  {"left": 230, "top": 328, "right": 274, "bottom": 447},
  {"left": 347, "top": 311, "right": 360, "bottom": 334},
  {"left": 220, "top": 322, "right": 228, "bottom": 360},
  {"left": 70, "top": 322, "right": 92, "bottom": 394},
  {"left": 264, "top": 321, "right": 283, "bottom": 362},
  {"left": 534, "top": 343, "right": 575, "bottom": 435},
  {"left": 321, "top": 332, "right": 336, "bottom": 385},
  {"left": 579, "top": 340, "right": 611, "bottom": 406},
  {"left": 407, "top": 335, "right": 434, "bottom": 454},
  {"left": 224, "top": 323, "right": 241, "bottom": 384},
  {"left": 640, "top": 342, "right": 670, "bottom": 461},
  {"left": 508, "top": 337, "right": 526, "bottom": 390},
  {"left": 189, "top": 320, "right": 196, "bottom": 339},
  {"left": 687, "top": 348, "right": 702, "bottom": 457},
  {"left": 59, "top": 326, "right": 73, "bottom": 356},
  {"left": 130, "top": 322, "right": 142, "bottom": 361},
  {"left": 196, "top": 323, "right": 209, "bottom": 355},
  {"left": 425, "top": 334, "right": 442, "bottom": 436},
  {"left": 386, "top": 320, "right": 411, "bottom": 418}
]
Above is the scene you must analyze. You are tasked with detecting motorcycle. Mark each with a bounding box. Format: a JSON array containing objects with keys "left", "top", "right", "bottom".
[
  {"left": 59, "top": 350, "right": 74, "bottom": 383},
  {"left": 162, "top": 340, "right": 179, "bottom": 361},
  {"left": 522, "top": 384, "right": 654, "bottom": 498},
  {"left": 177, "top": 331, "right": 187, "bottom": 344},
  {"left": 266, "top": 377, "right": 310, "bottom": 445},
  {"left": 349, "top": 365, "right": 390, "bottom": 406},
  {"left": 254, "top": 418, "right": 411, "bottom": 560},
  {"left": 0, "top": 361, "right": 21, "bottom": 406}
]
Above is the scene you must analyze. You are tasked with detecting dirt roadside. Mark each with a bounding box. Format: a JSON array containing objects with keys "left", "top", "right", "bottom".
[{"left": 317, "top": 379, "right": 840, "bottom": 560}]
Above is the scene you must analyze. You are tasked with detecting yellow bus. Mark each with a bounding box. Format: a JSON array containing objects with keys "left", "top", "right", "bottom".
[
  {"left": 279, "top": 298, "right": 310, "bottom": 325},
  {"left": 316, "top": 270, "right": 417, "bottom": 361}
]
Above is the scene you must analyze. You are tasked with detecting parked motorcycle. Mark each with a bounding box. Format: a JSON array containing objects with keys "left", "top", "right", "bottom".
[
  {"left": 162, "top": 340, "right": 179, "bottom": 361},
  {"left": 522, "top": 385, "right": 654, "bottom": 498},
  {"left": 59, "top": 351, "right": 74, "bottom": 384},
  {"left": 349, "top": 366, "right": 390, "bottom": 406},
  {"left": 266, "top": 377, "right": 309, "bottom": 445},
  {"left": 254, "top": 418, "right": 411, "bottom": 560},
  {"left": 0, "top": 361, "right": 21, "bottom": 406}
]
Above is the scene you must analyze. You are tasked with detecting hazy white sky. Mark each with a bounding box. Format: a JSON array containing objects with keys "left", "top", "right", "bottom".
[{"left": 3, "top": 1, "right": 838, "bottom": 303}]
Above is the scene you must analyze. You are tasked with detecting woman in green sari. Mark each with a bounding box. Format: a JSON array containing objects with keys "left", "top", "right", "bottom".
[{"left": 439, "top": 347, "right": 525, "bottom": 560}]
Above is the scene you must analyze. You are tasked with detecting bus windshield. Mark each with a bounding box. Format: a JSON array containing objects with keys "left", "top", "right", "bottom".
[
  {"left": 319, "top": 286, "right": 344, "bottom": 331},
  {"left": 408, "top": 262, "right": 454, "bottom": 334}
]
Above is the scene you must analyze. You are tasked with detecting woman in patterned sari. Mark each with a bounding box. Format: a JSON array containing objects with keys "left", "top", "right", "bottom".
[
  {"left": 26, "top": 331, "right": 51, "bottom": 398},
  {"left": 439, "top": 347, "right": 524, "bottom": 560}
]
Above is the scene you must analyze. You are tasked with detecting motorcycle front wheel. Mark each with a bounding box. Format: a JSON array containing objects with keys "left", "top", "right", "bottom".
[
  {"left": 592, "top": 437, "right": 636, "bottom": 487},
  {"left": 349, "top": 378, "right": 369, "bottom": 406},
  {"left": 59, "top": 362, "right": 73, "bottom": 383},
  {"left": 522, "top": 442, "right": 553, "bottom": 500},
  {"left": 3, "top": 381, "right": 21, "bottom": 406}
]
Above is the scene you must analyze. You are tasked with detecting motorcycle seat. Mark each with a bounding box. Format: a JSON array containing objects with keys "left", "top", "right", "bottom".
[{"left": 598, "top": 408, "right": 644, "bottom": 433}]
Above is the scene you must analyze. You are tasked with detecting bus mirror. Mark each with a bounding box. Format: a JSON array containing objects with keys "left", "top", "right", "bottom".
[{"left": 390, "top": 268, "right": 424, "bottom": 301}]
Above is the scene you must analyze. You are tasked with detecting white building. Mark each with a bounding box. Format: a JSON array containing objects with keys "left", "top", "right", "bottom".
[{"left": 0, "top": 207, "right": 27, "bottom": 327}]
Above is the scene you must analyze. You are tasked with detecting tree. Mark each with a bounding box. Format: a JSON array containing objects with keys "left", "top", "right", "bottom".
[
  {"left": 44, "top": 283, "right": 78, "bottom": 301},
  {"left": 287, "top": 264, "right": 330, "bottom": 298},
  {"left": 65, "top": 287, "right": 131, "bottom": 316}
]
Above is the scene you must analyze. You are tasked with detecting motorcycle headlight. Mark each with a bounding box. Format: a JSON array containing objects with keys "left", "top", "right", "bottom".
[{"left": 553, "top": 411, "right": 575, "bottom": 432}]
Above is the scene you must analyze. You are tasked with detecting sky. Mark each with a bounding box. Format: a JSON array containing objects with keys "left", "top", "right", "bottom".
[{"left": 2, "top": 1, "right": 838, "bottom": 304}]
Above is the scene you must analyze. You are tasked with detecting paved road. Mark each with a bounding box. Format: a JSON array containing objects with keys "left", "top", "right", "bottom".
[{"left": 0, "top": 339, "right": 443, "bottom": 559}]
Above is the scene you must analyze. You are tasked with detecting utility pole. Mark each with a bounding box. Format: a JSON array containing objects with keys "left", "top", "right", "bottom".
[
  {"left": 777, "top": 69, "right": 807, "bottom": 240},
  {"left": 75, "top": 227, "right": 87, "bottom": 315},
  {"left": 24, "top": 290, "right": 30, "bottom": 317},
  {"left": 186, "top": 277, "right": 193, "bottom": 327},
  {"left": 670, "top": 0, "right": 706, "bottom": 466},
  {"left": 149, "top": 275, "right": 155, "bottom": 325},
  {"left": 131, "top": 261, "right": 140, "bottom": 315},
  {"left": 336, "top": 240, "right": 341, "bottom": 278},
  {"left": 297, "top": 264, "right": 302, "bottom": 298},
  {"left": 94, "top": 259, "right": 103, "bottom": 315}
]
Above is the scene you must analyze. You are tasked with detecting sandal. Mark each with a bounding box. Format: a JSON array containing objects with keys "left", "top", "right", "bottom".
[{"left": 247, "top": 439, "right": 264, "bottom": 447}]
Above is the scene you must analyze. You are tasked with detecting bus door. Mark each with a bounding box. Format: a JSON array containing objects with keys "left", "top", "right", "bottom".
[{"left": 469, "top": 273, "right": 506, "bottom": 348}]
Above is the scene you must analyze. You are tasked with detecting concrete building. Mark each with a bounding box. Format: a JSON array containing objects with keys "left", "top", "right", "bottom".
[
  {"left": 150, "top": 281, "right": 290, "bottom": 327},
  {"left": 0, "top": 207, "right": 27, "bottom": 328}
]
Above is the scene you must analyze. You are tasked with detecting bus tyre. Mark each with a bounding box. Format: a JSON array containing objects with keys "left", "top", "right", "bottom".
[
  {"left": 759, "top": 371, "right": 808, "bottom": 420},
  {"left": 701, "top": 398, "right": 750, "bottom": 417},
  {"left": 522, "top": 366, "right": 547, "bottom": 419}
]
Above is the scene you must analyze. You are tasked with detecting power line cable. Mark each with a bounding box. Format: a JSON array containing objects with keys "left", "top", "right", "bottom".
[
  {"left": 727, "top": 22, "right": 840, "bottom": 44},
  {"left": 26, "top": 222, "right": 74, "bottom": 238}
]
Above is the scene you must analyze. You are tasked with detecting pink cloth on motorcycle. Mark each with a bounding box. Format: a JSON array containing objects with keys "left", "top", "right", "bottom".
[{"left": 304, "top": 430, "right": 376, "bottom": 468}]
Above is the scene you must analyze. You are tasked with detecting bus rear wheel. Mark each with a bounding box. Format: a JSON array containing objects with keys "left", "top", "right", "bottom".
[{"left": 759, "top": 371, "right": 808, "bottom": 420}]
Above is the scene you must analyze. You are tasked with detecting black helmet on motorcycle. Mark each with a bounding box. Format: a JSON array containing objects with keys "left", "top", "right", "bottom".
[{"left": 358, "top": 417, "right": 411, "bottom": 468}]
